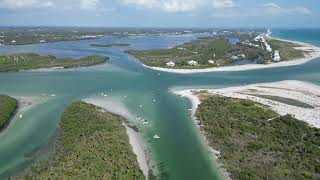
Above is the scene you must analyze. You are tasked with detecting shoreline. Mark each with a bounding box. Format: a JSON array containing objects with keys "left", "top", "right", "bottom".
[
  {"left": 174, "top": 80, "right": 320, "bottom": 128},
  {"left": 172, "top": 90, "right": 232, "bottom": 180},
  {"left": 0, "top": 95, "right": 49, "bottom": 136},
  {"left": 173, "top": 80, "right": 320, "bottom": 178},
  {"left": 140, "top": 36, "right": 320, "bottom": 74},
  {"left": 83, "top": 97, "right": 149, "bottom": 178}
]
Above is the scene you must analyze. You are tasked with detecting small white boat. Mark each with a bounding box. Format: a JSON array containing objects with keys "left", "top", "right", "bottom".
[
  {"left": 139, "top": 105, "right": 143, "bottom": 108},
  {"left": 153, "top": 135, "right": 160, "bottom": 139},
  {"left": 51, "top": 94, "right": 56, "bottom": 97},
  {"left": 153, "top": 99, "right": 156, "bottom": 102},
  {"left": 19, "top": 114, "right": 23, "bottom": 119}
]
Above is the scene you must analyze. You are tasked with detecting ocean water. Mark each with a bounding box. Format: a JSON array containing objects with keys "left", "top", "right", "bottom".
[{"left": 0, "top": 29, "right": 320, "bottom": 179}]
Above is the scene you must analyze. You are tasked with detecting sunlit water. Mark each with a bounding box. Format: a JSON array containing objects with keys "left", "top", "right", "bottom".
[{"left": 0, "top": 29, "right": 320, "bottom": 179}]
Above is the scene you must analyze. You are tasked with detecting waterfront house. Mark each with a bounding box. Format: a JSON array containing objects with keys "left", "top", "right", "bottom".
[
  {"left": 273, "top": 50, "right": 281, "bottom": 61},
  {"left": 188, "top": 60, "right": 198, "bottom": 66},
  {"left": 238, "top": 54, "right": 246, "bottom": 59},
  {"left": 231, "top": 56, "right": 238, "bottom": 60},
  {"left": 166, "top": 61, "right": 175, "bottom": 67},
  {"left": 208, "top": 60, "right": 215, "bottom": 64}
]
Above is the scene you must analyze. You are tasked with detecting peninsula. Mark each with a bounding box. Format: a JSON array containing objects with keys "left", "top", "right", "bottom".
[
  {"left": 175, "top": 80, "right": 320, "bottom": 179},
  {"left": 128, "top": 32, "right": 320, "bottom": 73},
  {"left": 0, "top": 53, "right": 109, "bottom": 72}
]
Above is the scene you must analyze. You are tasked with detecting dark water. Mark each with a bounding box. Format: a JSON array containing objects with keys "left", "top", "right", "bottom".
[{"left": 0, "top": 29, "right": 319, "bottom": 179}]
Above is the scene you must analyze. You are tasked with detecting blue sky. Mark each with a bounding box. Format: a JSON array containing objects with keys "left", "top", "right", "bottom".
[{"left": 0, "top": 0, "right": 319, "bottom": 27}]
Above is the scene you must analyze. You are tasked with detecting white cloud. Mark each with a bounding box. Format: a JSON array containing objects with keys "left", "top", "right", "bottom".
[
  {"left": 122, "top": 0, "right": 235, "bottom": 12},
  {"left": 212, "top": 0, "right": 235, "bottom": 8},
  {"left": 0, "top": 0, "right": 54, "bottom": 8},
  {"left": 263, "top": 3, "right": 311, "bottom": 15},
  {"left": 80, "top": 0, "right": 99, "bottom": 10},
  {"left": 210, "top": 3, "right": 312, "bottom": 19}
]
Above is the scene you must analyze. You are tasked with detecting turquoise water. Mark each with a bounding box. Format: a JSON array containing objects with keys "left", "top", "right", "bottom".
[{"left": 0, "top": 29, "right": 320, "bottom": 179}]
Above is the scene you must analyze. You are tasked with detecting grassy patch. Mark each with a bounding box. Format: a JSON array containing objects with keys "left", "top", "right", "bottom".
[
  {"left": 0, "top": 95, "right": 17, "bottom": 130},
  {"left": 246, "top": 94, "right": 314, "bottom": 109},
  {"left": 196, "top": 95, "right": 320, "bottom": 179},
  {"left": 13, "top": 101, "right": 145, "bottom": 179},
  {"left": 0, "top": 53, "right": 109, "bottom": 72}
]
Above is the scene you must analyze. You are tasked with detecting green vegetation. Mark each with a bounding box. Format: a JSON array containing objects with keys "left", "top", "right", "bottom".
[
  {"left": 14, "top": 101, "right": 144, "bottom": 179},
  {"left": 90, "top": 42, "right": 130, "bottom": 47},
  {"left": 0, "top": 95, "right": 17, "bottom": 130},
  {"left": 0, "top": 53, "right": 109, "bottom": 72},
  {"left": 246, "top": 94, "right": 314, "bottom": 109},
  {"left": 195, "top": 94, "right": 320, "bottom": 179},
  {"left": 127, "top": 36, "right": 307, "bottom": 69},
  {"left": 268, "top": 39, "right": 305, "bottom": 61}
]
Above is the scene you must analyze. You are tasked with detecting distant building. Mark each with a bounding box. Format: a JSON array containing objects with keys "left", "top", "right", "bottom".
[
  {"left": 184, "top": 31, "right": 193, "bottom": 34},
  {"left": 273, "top": 50, "right": 281, "bottom": 61},
  {"left": 231, "top": 56, "right": 238, "bottom": 60},
  {"left": 266, "top": 44, "right": 272, "bottom": 52},
  {"left": 208, "top": 60, "right": 215, "bottom": 64},
  {"left": 166, "top": 61, "right": 175, "bottom": 67},
  {"left": 188, "top": 60, "right": 198, "bottom": 66},
  {"left": 238, "top": 54, "right": 246, "bottom": 59},
  {"left": 177, "top": 47, "right": 186, "bottom": 50}
]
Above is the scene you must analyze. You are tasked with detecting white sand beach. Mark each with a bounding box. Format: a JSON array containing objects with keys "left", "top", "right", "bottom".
[
  {"left": 142, "top": 37, "right": 320, "bottom": 74},
  {"left": 175, "top": 80, "right": 320, "bottom": 128},
  {"left": 83, "top": 97, "right": 149, "bottom": 178}
]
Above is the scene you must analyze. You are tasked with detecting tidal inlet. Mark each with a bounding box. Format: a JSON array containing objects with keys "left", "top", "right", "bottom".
[{"left": 0, "top": 1, "right": 320, "bottom": 180}]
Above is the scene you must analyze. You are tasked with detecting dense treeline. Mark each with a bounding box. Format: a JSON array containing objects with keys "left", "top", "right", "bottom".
[
  {"left": 196, "top": 95, "right": 320, "bottom": 179},
  {"left": 0, "top": 53, "right": 108, "bottom": 72},
  {"left": 0, "top": 95, "right": 17, "bottom": 130},
  {"left": 13, "top": 101, "right": 145, "bottom": 179}
]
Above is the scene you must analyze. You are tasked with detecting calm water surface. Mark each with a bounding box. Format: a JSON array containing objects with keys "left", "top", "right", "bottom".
[{"left": 0, "top": 29, "right": 320, "bottom": 179}]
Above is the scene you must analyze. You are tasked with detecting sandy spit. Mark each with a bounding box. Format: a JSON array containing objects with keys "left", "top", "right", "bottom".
[{"left": 83, "top": 97, "right": 149, "bottom": 178}]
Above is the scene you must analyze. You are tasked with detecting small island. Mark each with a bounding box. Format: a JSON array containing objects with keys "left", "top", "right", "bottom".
[
  {"left": 13, "top": 101, "right": 145, "bottom": 179},
  {"left": 0, "top": 95, "right": 17, "bottom": 131},
  {"left": 126, "top": 32, "right": 317, "bottom": 73},
  {"left": 0, "top": 53, "right": 109, "bottom": 72},
  {"left": 90, "top": 42, "right": 131, "bottom": 47}
]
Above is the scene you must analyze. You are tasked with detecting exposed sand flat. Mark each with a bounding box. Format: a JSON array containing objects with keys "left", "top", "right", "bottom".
[
  {"left": 142, "top": 37, "right": 320, "bottom": 74},
  {"left": 0, "top": 96, "right": 49, "bottom": 136},
  {"left": 83, "top": 97, "right": 149, "bottom": 178},
  {"left": 13, "top": 96, "right": 49, "bottom": 119},
  {"left": 175, "top": 80, "right": 320, "bottom": 128}
]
